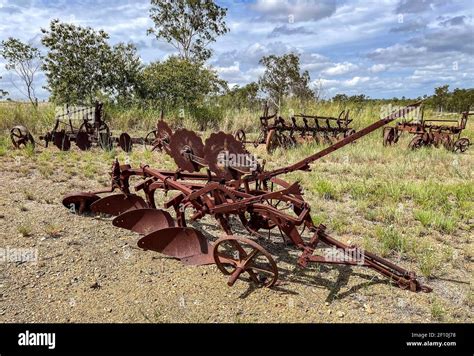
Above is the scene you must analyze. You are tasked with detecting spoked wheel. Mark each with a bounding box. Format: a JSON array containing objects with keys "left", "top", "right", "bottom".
[
  {"left": 144, "top": 130, "right": 158, "bottom": 151},
  {"left": 146, "top": 120, "right": 173, "bottom": 152},
  {"left": 253, "top": 130, "right": 265, "bottom": 148},
  {"left": 239, "top": 178, "right": 308, "bottom": 241},
  {"left": 213, "top": 236, "right": 278, "bottom": 288},
  {"left": 453, "top": 138, "right": 470, "bottom": 153},
  {"left": 10, "top": 126, "right": 35, "bottom": 149}
]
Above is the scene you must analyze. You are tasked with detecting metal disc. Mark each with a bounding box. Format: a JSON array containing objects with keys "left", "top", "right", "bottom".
[
  {"left": 156, "top": 120, "right": 173, "bottom": 143},
  {"left": 90, "top": 194, "right": 148, "bottom": 216},
  {"left": 169, "top": 129, "right": 205, "bottom": 172},
  {"left": 203, "top": 131, "right": 249, "bottom": 180},
  {"left": 265, "top": 129, "right": 278, "bottom": 153},
  {"left": 62, "top": 192, "right": 100, "bottom": 214},
  {"left": 53, "top": 131, "right": 71, "bottom": 151},
  {"left": 10, "top": 125, "right": 35, "bottom": 149},
  {"left": 118, "top": 132, "right": 132, "bottom": 152},
  {"left": 137, "top": 227, "right": 212, "bottom": 260},
  {"left": 76, "top": 131, "right": 91, "bottom": 150},
  {"left": 112, "top": 208, "right": 175, "bottom": 235}
]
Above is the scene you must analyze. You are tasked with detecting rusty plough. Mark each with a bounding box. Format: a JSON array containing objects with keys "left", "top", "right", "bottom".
[
  {"left": 235, "top": 105, "right": 355, "bottom": 153},
  {"left": 63, "top": 101, "right": 432, "bottom": 293},
  {"left": 383, "top": 108, "right": 472, "bottom": 152},
  {"left": 10, "top": 102, "right": 172, "bottom": 153}
]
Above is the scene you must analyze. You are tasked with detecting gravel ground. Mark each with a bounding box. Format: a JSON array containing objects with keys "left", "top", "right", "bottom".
[{"left": 0, "top": 146, "right": 472, "bottom": 323}]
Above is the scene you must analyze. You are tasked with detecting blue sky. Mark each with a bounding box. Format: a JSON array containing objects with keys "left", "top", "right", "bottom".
[{"left": 0, "top": 0, "right": 473, "bottom": 100}]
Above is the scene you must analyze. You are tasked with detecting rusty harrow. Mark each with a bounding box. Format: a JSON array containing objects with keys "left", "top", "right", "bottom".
[
  {"left": 235, "top": 105, "right": 355, "bottom": 153},
  {"left": 63, "top": 101, "right": 432, "bottom": 293},
  {"left": 383, "top": 109, "right": 472, "bottom": 152},
  {"left": 10, "top": 102, "right": 172, "bottom": 153}
]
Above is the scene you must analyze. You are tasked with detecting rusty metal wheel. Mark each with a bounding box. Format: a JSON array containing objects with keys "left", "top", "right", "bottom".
[
  {"left": 144, "top": 130, "right": 160, "bottom": 151},
  {"left": 253, "top": 130, "right": 265, "bottom": 148},
  {"left": 383, "top": 127, "right": 395, "bottom": 146},
  {"left": 265, "top": 129, "right": 278, "bottom": 153},
  {"left": 118, "top": 132, "right": 132, "bottom": 152},
  {"left": 10, "top": 125, "right": 35, "bottom": 149},
  {"left": 151, "top": 120, "right": 173, "bottom": 151},
  {"left": 239, "top": 177, "right": 307, "bottom": 240},
  {"left": 453, "top": 138, "right": 470, "bottom": 153},
  {"left": 76, "top": 131, "right": 91, "bottom": 150},
  {"left": 234, "top": 129, "right": 246, "bottom": 144},
  {"left": 408, "top": 135, "right": 424, "bottom": 150},
  {"left": 441, "top": 134, "right": 453, "bottom": 150},
  {"left": 431, "top": 132, "right": 443, "bottom": 148},
  {"left": 280, "top": 133, "right": 296, "bottom": 148},
  {"left": 213, "top": 236, "right": 278, "bottom": 288}
]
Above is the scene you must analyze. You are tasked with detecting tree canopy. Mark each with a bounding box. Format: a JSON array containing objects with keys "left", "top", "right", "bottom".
[
  {"left": 139, "top": 56, "right": 225, "bottom": 109},
  {"left": 258, "top": 53, "right": 314, "bottom": 108},
  {"left": 148, "top": 0, "right": 229, "bottom": 62},
  {"left": 41, "top": 20, "right": 141, "bottom": 104},
  {"left": 0, "top": 38, "right": 41, "bottom": 106}
]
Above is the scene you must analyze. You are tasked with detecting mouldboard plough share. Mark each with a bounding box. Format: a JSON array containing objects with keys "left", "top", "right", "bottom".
[{"left": 62, "top": 101, "right": 432, "bottom": 293}]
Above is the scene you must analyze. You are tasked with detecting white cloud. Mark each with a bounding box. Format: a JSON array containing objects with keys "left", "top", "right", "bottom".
[
  {"left": 215, "top": 61, "right": 240, "bottom": 75},
  {"left": 369, "top": 64, "right": 387, "bottom": 73},
  {"left": 251, "top": 0, "right": 337, "bottom": 21},
  {"left": 344, "top": 76, "right": 371, "bottom": 87},
  {"left": 322, "top": 62, "right": 358, "bottom": 75}
]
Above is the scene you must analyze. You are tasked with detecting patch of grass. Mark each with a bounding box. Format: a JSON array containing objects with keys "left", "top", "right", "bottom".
[
  {"left": 82, "top": 161, "right": 97, "bottom": 179},
  {"left": 430, "top": 299, "right": 445, "bottom": 321},
  {"left": 18, "top": 224, "right": 33, "bottom": 237},
  {"left": 0, "top": 135, "right": 9, "bottom": 156},
  {"left": 24, "top": 143, "right": 35, "bottom": 158},
  {"left": 44, "top": 223, "right": 62, "bottom": 238},
  {"left": 414, "top": 209, "right": 456, "bottom": 234},
  {"left": 330, "top": 216, "right": 349, "bottom": 234},
  {"left": 466, "top": 290, "right": 474, "bottom": 308},
  {"left": 312, "top": 179, "right": 340, "bottom": 200},
  {"left": 417, "top": 247, "right": 441, "bottom": 277},
  {"left": 38, "top": 164, "right": 53, "bottom": 178}
]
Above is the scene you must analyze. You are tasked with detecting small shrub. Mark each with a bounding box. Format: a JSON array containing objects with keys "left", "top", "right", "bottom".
[{"left": 18, "top": 224, "right": 32, "bottom": 237}]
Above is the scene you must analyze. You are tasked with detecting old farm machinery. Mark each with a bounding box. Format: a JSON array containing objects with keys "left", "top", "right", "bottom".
[
  {"left": 10, "top": 102, "right": 172, "bottom": 152},
  {"left": 63, "top": 101, "right": 432, "bottom": 293},
  {"left": 383, "top": 109, "right": 472, "bottom": 152},
  {"left": 235, "top": 106, "right": 355, "bottom": 153}
]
